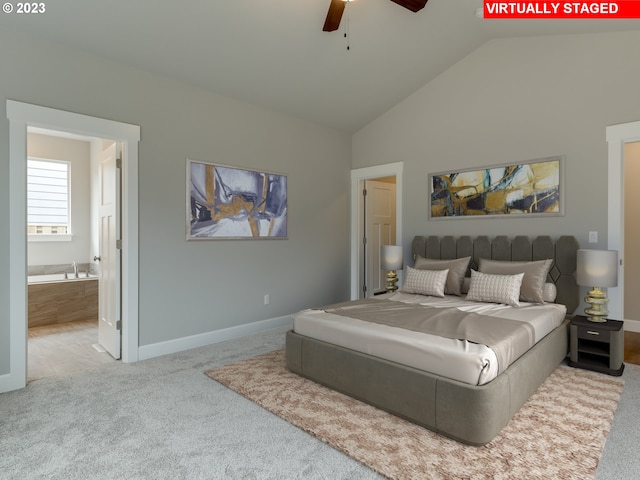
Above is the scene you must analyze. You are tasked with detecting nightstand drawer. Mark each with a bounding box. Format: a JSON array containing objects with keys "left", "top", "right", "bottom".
[{"left": 577, "top": 326, "right": 610, "bottom": 343}]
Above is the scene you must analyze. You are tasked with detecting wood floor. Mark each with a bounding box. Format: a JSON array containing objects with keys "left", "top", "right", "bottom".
[
  {"left": 625, "top": 331, "right": 640, "bottom": 366},
  {"left": 28, "top": 319, "right": 118, "bottom": 382}
]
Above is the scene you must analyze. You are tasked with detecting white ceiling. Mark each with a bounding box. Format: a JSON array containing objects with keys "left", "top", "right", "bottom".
[{"left": 3, "top": 0, "right": 639, "bottom": 132}]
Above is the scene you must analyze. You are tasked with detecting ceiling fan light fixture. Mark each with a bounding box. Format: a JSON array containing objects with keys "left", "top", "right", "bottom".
[
  {"left": 323, "top": 0, "right": 427, "bottom": 32},
  {"left": 389, "top": 0, "right": 428, "bottom": 13}
]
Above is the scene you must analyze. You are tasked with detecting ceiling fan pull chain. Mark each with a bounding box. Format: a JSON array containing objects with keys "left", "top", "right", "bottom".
[{"left": 344, "top": 0, "right": 350, "bottom": 50}]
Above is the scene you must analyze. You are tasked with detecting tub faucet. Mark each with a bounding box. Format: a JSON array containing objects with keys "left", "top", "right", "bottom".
[{"left": 72, "top": 261, "right": 78, "bottom": 278}]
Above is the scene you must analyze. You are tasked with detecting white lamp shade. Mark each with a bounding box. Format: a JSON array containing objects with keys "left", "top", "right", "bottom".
[
  {"left": 576, "top": 249, "right": 618, "bottom": 288},
  {"left": 381, "top": 245, "right": 403, "bottom": 270}
]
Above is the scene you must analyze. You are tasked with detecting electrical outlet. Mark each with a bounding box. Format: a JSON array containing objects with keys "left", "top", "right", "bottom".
[
  {"left": 589, "top": 231, "right": 598, "bottom": 243},
  {"left": 264, "top": 294, "right": 270, "bottom": 305}
]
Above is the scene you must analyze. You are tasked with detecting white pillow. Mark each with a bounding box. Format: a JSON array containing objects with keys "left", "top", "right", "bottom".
[
  {"left": 464, "top": 278, "right": 557, "bottom": 303},
  {"left": 402, "top": 266, "right": 449, "bottom": 297},
  {"left": 466, "top": 270, "right": 524, "bottom": 307}
]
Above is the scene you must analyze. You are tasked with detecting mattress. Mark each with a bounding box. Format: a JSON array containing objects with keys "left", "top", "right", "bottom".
[{"left": 292, "top": 292, "right": 567, "bottom": 385}]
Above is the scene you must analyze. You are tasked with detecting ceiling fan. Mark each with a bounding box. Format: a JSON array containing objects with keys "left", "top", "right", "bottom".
[{"left": 322, "top": 0, "right": 429, "bottom": 32}]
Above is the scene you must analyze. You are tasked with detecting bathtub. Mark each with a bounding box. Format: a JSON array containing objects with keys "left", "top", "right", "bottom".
[
  {"left": 28, "top": 273, "right": 98, "bottom": 284},
  {"left": 28, "top": 274, "right": 99, "bottom": 327}
]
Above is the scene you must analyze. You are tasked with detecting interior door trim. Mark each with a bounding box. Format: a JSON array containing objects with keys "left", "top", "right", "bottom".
[
  {"left": 350, "top": 162, "right": 403, "bottom": 300},
  {"left": 3, "top": 100, "right": 140, "bottom": 393}
]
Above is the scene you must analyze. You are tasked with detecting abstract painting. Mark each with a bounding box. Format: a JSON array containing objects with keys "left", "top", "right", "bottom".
[
  {"left": 429, "top": 156, "right": 563, "bottom": 219},
  {"left": 187, "top": 160, "right": 287, "bottom": 239}
]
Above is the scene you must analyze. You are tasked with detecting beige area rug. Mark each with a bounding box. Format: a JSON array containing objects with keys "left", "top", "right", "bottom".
[{"left": 205, "top": 350, "right": 624, "bottom": 480}]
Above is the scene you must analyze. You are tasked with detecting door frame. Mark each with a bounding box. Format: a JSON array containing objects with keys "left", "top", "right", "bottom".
[
  {"left": 350, "top": 162, "right": 403, "bottom": 300},
  {"left": 4, "top": 100, "right": 140, "bottom": 392},
  {"left": 607, "top": 119, "right": 640, "bottom": 332}
]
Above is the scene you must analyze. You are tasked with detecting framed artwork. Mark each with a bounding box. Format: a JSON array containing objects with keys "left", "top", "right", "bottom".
[
  {"left": 187, "top": 159, "right": 287, "bottom": 240},
  {"left": 429, "top": 156, "right": 563, "bottom": 219}
]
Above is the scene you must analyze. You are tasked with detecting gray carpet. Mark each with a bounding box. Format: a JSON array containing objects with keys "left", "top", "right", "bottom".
[{"left": 1, "top": 326, "right": 638, "bottom": 479}]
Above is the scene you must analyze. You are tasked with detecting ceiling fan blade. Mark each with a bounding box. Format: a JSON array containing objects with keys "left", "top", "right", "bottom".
[
  {"left": 390, "top": 0, "right": 429, "bottom": 13},
  {"left": 323, "top": 0, "right": 346, "bottom": 32}
]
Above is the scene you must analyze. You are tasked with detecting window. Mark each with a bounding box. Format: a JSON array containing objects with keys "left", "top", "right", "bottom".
[{"left": 27, "top": 158, "right": 71, "bottom": 236}]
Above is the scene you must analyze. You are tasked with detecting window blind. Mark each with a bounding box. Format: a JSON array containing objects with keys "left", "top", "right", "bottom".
[{"left": 27, "top": 158, "right": 70, "bottom": 234}]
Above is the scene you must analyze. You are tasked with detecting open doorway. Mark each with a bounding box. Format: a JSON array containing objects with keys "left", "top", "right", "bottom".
[
  {"left": 350, "top": 163, "right": 403, "bottom": 300},
  {"left": 4, "top": 100, "right": 140, "bottom": 393},
  {"left": 25, "top": 129, "right": 121, "bottom": 381},
  {"left": 607, "top": 120, "right": 640, "bottom": 333},
  {"left": 363, "top": 177, "right": 397, "bottom": 296},
  {"left": 623, "top": 142, "right": 640, "bottom": 324}
]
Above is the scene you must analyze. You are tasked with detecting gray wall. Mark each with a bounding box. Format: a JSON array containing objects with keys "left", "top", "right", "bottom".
[
  {"left": 353, "top": 31, "right": 640, "bottom": 251},
  {"left": 0, "top": 30, "right": 352, "bottom": 375}
]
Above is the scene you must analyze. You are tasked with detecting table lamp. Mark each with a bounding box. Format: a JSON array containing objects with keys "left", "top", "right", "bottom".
[
  {"left": 576, "top": 249, "right": 618, "bottom": 322},
  {"left": 381, "top": 245, "right": 403, "bottom": 292}
]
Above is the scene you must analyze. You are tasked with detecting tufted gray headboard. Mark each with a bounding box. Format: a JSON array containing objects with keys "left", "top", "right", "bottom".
[{"left": 411, "top": 235, "right": 579, "bottom": 314}]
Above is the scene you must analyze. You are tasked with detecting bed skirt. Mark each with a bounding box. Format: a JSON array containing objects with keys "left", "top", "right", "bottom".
[{"left": 285, "top": 318, "right": 569, "bottom": 446}]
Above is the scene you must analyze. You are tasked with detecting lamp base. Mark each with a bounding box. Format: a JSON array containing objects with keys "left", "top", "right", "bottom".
[
  {"left": 385, "top": 271, "right": 398, "bottom": 292},
  {"left": 584, "top": 287, "right": 609, "bottom": 322}
]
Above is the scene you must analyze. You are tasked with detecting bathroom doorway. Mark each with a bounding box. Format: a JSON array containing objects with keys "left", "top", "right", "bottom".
[
  {"left": 26, "top": 129, "right": 120, "bottom": 381},
  {"left": 5, "top": 100, "right": 140, "bottom": 393}
]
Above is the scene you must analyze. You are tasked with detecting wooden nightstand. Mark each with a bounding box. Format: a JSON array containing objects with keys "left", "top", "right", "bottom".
[{"left": 569, "top": 316, "right": 624, "bottom": 376}]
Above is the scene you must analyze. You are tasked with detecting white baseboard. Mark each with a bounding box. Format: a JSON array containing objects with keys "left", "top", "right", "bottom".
[
  {"left": 138, "top": 315, "right": 292, "bottom": 361},
  {"left": 0, "top": 371, "right": 24, "bottom": 394},
  {"left": 624, "top": 318, "right": 640, "bottom": 333}
]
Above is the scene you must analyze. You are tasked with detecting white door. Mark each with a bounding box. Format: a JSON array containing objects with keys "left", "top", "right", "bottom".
[
  {"left": 98, "top": 142, "right": 121, "bottom": 359},
  {"left": 364, "top": 180, "right": 396, "bottom": 296}
]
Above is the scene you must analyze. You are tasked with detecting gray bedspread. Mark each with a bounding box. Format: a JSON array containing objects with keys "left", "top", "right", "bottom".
[{"left": 321, "top": 298, "right": 535, "bottom": 374}]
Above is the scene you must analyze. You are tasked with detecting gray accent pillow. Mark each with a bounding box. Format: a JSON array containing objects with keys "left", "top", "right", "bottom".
[
  {"left": 413, "top": 256, "right": 471, "bottom": 296},
  {"left": 478, "top": 258, "right": 553, "bottom": 304},
  {"left": 543, "top": 282, "right": 557, "bottom": 302}
]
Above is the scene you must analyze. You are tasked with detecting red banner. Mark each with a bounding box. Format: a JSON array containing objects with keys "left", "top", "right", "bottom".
[{"left": 484, "top": 1, "right": 640, "bottom": 18}]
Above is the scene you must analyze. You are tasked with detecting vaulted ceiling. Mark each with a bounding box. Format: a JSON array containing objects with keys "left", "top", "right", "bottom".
[{"left": 2, "top": 0, "right": 639, "bottom": 132}]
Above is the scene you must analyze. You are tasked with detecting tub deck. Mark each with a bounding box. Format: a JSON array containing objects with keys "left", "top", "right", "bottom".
[
  {"left": 28, "top": 275, "right": 99, "bottom": 328},
  {"left": 28, "top": 273, "right": 98, "bottom": 284}
]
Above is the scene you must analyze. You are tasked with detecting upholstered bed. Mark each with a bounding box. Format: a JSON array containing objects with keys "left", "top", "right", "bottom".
[{"left": 286, "top": 235, "right": 579, "bottom": 445}]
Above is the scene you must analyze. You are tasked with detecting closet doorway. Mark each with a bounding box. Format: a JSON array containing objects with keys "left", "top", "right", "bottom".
[
  {"left": 363, "top": 178, "right": 397, "bottom": 296},
  {"left": 607, "top": 121, "right": 640, "bottom": 332},
  {"left": 350, "top": 163, "right": 403, "bottom": 300},
  {"left": 623, "top": 142, "right": 640, "bottom": 323}
]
